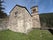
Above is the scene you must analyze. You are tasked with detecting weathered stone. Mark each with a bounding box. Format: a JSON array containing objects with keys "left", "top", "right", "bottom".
[
  {"left": 7, "top": 5, "right": 41, "bottom": 33},
  {"left": 0, "top": 18, "right": 8, "bottom": 30}
]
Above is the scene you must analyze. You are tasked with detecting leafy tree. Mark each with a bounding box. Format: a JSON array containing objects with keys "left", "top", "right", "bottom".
[{"left": 0, "top": 0, "right": 7, "bottom": 18}]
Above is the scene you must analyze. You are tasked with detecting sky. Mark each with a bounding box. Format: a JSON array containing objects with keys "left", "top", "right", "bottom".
[{"left": 3, "top": 0, "right": 53, "bottom": 15}]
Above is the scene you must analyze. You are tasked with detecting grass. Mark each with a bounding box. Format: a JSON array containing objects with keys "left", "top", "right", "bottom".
[{"left": 0, "top": 29, "right": 53, "bottom": 40}]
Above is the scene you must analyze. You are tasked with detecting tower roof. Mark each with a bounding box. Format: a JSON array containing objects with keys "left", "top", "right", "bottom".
[{"left": 30, "top": 5, "right": 38, "bottom": 9}]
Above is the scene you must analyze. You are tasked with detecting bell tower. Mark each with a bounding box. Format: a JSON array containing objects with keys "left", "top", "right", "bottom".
[
  {"left": 31, "top": 6, "right": 41, "bottom": 28},
  {"left": 31, "top": 6, "right": 38, "bottom": 15}
]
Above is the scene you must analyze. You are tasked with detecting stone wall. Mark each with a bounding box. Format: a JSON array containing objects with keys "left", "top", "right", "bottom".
[
  {"left": 0, "top": 5, "right": 41, "bottom": 33},
  {"left": 8, "top": 5, "right": 41, "bottom": 33},
  {"left": 0, "top": 18, "right": 8, "bottom": 30},
  {"left": 8, "top": 6, "right": 33, "bottom": 33}
]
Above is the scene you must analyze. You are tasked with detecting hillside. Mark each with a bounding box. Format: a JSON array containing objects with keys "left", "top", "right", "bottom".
[
  {"left": 0, "top": 13, "right": 53, "bottom": 40},
  {"left": 39, "top": 13, "right": 53, "bottom": 29},
  {"left": 0, "top": 29, "right": 53, "bottom": 40}
]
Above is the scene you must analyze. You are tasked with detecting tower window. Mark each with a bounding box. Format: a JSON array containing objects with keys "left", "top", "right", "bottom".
[
  {"left": 32, "top": 9, "right": 36, "bottom": 13},
  {"left": 33, "top": 9, "right": 36, "bottom": 12}
]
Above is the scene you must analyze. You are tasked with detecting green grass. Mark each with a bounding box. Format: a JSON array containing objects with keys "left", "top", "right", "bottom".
[{"left": 0, "top": 29, "right": 53, "bottom": 40}]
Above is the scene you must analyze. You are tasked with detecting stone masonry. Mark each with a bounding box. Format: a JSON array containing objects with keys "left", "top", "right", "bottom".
[{"left": 7, "top": 5, "right": 41, "bottom": 33}]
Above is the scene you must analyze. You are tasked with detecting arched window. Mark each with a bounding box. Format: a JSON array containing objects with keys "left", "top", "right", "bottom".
[
  {"left": 32, "top": 9, "right": 36, "bottom": 13},
  {"left": 15, "top": 11, "right": 18, "bottom": 17}
]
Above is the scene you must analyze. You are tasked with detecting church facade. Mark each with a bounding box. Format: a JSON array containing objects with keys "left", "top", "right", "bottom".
[{"left": 8, "top": 5, "right": 41, "bottom": 33}]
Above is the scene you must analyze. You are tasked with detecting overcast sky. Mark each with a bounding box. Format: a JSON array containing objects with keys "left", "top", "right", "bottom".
[{"left": 3, "top": 0, "right": 53, "bottom": 14}]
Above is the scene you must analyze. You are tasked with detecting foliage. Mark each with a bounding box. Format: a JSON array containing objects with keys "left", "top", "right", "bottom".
[
  {"left": 39, "top": 13, "right": 53, "bottom": 28},
  {"left": 0, "top": 0, "right": 7, "bottom": 18}
]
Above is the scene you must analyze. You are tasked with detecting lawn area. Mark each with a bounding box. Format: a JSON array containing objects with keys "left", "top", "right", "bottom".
[{"left": 0, "top": 29, "right": 53, "bottom": 40}]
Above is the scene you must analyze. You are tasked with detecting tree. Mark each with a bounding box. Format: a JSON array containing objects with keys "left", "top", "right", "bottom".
[{"left": 0, "top": 0, "right": 7, "bottom": 18}]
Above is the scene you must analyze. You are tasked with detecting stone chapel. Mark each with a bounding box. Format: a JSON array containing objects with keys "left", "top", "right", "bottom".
[{"left": 8, "top": 5, "right": 41, "bottom": 33}]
